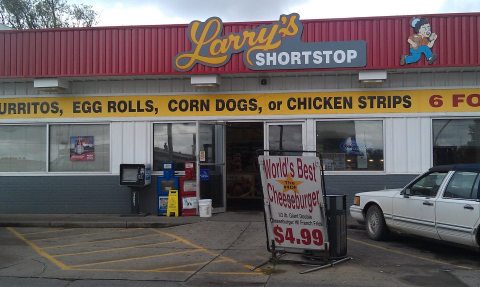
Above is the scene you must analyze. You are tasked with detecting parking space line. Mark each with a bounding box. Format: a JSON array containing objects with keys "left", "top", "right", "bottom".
[
  {"left": 8, "top": 227, "right": 264, "bottom": 275},
  {"left": 53, "top": 239, "right": 178, "bottom": 257},
  {"left": 70, "top": 261, "right": 266, "bottom": 275},
  {"left": 32, "top": 228, "right": 142, "bottom": 242},
  {"left": 7, "top": 227, "right": 71, "bottom": 270},
  {"left": 69, "top": 249, "right": 202, "bottom": 268},
  {"left": 43, "top": 233, "right": 161, "bottom": 249},
  {"left": 72, "top": 268, "right": 194, "bottom": 273},
  {"left": 152, "top": 229, "right": 256, "bottom": 271},
  {"left": 70, "top": 268, "right": 266, "bottom": 275},
  {"left": 151, "top": 258, "right": 230, "bottom": 272},
  {"left": 20, "top": 228, "right": 76, "bottom": 236},
  {"left": 347, "top": 237, "right": 474, "bottom": 270},
  {"left": 153, "top": 260, "right": 216, "bottom": 271},
  {"left": 203, "top": 271, "right": 266, "bottom": 276}
]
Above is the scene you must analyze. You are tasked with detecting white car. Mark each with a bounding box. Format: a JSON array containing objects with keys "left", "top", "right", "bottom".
[{"left": 350, "top": 164, "right": 480, "bottom": 248}]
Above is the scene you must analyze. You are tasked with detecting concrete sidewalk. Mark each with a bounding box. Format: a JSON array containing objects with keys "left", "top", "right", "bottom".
[{"left": 0, "top": 211, "right": 364, "bottom": 229}]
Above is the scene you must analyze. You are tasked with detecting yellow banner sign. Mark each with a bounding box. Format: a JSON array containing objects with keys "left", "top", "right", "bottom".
[{"left": 1, "top": 89, "right": 479, "bottom": 119}]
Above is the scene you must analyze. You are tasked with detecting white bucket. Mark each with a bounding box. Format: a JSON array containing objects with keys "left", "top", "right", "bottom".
[{"left": 198, "top": 199, "right": 212, "bottom": 218}]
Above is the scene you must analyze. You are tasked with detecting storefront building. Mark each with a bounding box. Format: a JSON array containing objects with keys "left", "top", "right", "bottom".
[{"left": 0, "top": 12, "right": 479, "bottom": 214}]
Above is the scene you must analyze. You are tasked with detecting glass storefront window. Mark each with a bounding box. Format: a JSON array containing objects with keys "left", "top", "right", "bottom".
[
  {"left": 0, "top": 125, "right": 46, "bottom": 172},
  {"left": 153, "top": 123, "right": 196, "bottom": 171},
  {"left": 433, "top": 119, "right": 480, "bottom": 165},
  {"left": 49, "top": 124, "right": 110, "bottom": 172},
  {"left": 268, "top": 124, "right": 303, "bottom": 155},
  {"left": 316, "top": 121, "right": 384, "bottom": 171}
]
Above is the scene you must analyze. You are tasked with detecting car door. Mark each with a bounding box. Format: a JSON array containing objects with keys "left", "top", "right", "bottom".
[
  {"left": 392, "top": 171, "right": 448, "bottom": 239},
  {"left": 435, "top": 171, "right": 480, "bottom": 247}
]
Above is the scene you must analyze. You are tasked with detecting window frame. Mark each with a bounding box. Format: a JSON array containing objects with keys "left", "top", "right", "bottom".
[
  {"left": 48, "top": 122, "right": 112, "bottom": 173},
  {"left": 265, "top": 121, "right": 306, "bottom": 156},
  {"left": 152, "top": 121, "right": 197, "bottom": 175},
  {"left": 314, "top": 119, "right": 386, "bottom": 173},
  {"left": 432, "top": 117, "right": 480, "bottom": 167},
  {"left": 0, "top": 122, "right": 112, "bottom": 176},
  {"left": 0, "top": 123, "right": 48, "bottom": 173}
]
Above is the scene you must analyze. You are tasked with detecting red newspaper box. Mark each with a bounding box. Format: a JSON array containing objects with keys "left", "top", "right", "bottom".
[{"left": 180, "top": 162, "right": 198, "bottom": 216}]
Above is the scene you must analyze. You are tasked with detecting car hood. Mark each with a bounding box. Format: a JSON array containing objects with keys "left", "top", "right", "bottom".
[{"left": 356, "top": 188, "right": 402, "bottom": 198}]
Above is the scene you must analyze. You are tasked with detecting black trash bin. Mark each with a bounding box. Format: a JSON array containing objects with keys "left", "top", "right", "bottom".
[{"left": 326, "top": 195, "right": 347, "bottom": 259}]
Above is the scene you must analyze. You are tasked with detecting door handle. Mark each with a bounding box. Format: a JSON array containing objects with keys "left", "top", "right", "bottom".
[
  {"left": 423, "top": 201, "right": 433, "bottom": 206},
  {"left": 464, "top": 205, "right": 474, "bottom": 210}
]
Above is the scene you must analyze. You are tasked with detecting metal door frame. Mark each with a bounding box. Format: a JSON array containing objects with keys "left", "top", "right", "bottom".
[
  {"left": 196, "top": 121, "right": 226, "bottom": 213},
  {"left": 264, "top": 121, "right": 307, "bottom": 153}
]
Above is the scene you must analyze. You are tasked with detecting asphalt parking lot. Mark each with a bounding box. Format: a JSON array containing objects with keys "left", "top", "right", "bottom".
[{"left": 0, "top": 219, "right": 479, "bottom": 286}]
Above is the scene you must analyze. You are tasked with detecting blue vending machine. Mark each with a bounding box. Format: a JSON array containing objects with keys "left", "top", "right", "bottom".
[{"left": 157, "top": 162, "right": 178, "bottom": 216}]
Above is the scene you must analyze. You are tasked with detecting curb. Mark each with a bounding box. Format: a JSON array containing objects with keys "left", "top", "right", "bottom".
[
  {"left": 0, "top": 221, "right": 191, "bottom": 228},
  {"left": 1, "top": 221, "right": 366, "bottom": 229}
]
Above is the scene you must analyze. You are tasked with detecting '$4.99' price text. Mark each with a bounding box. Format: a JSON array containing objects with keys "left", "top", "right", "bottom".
[{"left": 273, "top": 225, "right": 324, "bottom": 246}]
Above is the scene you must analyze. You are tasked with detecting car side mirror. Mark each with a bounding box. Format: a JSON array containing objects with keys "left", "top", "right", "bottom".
[{"left": 403, "top": 188, "right": 411, "bottom": 198}]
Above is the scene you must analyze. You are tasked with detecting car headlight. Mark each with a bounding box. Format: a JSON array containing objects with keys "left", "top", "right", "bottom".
[{"left": 353, "top": 196, "right": 360, "bottom": 206}]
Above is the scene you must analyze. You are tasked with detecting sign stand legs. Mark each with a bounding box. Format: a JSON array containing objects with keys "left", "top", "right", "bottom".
[
  {"left": 252, "top": 246, "right": 351, "bottom": 274},
  {"left": 299, "top": 256, "right": 352, "bottom": 274}
]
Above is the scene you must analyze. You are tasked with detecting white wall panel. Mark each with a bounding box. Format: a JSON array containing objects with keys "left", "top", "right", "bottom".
[
  {"left": 389, "top": 118, "right": 408, "bottom": 173},
  {"left": 146, "top": 80, "right": 161, "bottom": 93},
  {"left": 110, "top": 81, "right": 124, "bottom": 94},
  {"left": 230, "top": 77, "right": 248, "bottom": 91},
  {"left": 121, "top": 122, "right": 135, "bottom": 164},
  {"left": 385, "top": 117, "right": 431, "bottom": 174},
  {"left": 133, "top": 122, "right": 150, "bottom": 164},
  {"left": 98, "top": 81, "right": 112, "bottom": 94},
  {"left": 406, "top": 118, "right": 421, "bottom": 173},
  {"left": 110, "top": 122, "right": 123, "bottom": 174},
  {"left": 385, "top": 118, "right": 394, "bottom": 173},
  {"left": 420, "top": 119, "right": 432, "bottom": 171},
  {"left": 432, "top": 73, "right": 449, "bottom": 87},
  {"left": 111, "top": 121, "right": 151, "bottom": 174},
  {"left": 305, "top": 119, "right": 316, "bottom": 152}
]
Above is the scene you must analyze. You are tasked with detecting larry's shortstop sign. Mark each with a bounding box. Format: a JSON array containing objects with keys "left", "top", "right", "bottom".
[{"left": 258, "top": 155, "right": 328, "bottom": 251}]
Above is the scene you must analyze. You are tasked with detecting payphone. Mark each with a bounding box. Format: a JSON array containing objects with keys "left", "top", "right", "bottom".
[
  {"left": 157, "top": 162, "right": 178, "bottom": 216},
  {"left": 179, "top": 162, "right": 198, "bottom": 216},
  {"left": 120, "top": 164, "right": 151, "bottom": 214}
]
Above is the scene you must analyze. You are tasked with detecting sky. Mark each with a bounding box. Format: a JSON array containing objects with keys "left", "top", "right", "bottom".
[{"left": 70, "top": 0, "right": 480, "bottom": 27}]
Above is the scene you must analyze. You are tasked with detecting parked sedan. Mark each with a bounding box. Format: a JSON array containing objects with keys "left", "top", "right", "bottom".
[{"left": 350, "top": 164, "right": 480, "bottom": 248}]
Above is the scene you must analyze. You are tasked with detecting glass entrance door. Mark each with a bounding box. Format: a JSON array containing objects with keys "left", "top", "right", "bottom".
[
  {"left": 266, "top": 122, "right": 305, "bottom": 155},
  {"left": 197, "top": 122, "right": 226, "bottom": 212}
]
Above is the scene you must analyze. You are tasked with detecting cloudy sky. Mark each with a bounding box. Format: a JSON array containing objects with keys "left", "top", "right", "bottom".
[{"left": 71, "top": 0, "right": 480, "bottom": 26}]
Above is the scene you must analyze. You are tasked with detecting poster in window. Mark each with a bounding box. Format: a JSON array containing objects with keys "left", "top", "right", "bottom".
[
  {"left": 339, "top": 136, "right": 364, "bottom": 156},
  {"left": 70, "top": 136, "right": 95, "bottom": 161}
]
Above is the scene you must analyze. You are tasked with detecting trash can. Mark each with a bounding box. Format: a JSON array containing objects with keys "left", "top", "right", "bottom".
[
  {"left": 326, "top": 195, "right": 347, "bottom": 259},
  {"left": 198, "top": 199, "right": 212, "bottom": 217}
]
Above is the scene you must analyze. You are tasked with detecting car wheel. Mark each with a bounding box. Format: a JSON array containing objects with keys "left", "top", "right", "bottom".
[{"left": 366, "top": 205, "right": 389, "bottom": 241}]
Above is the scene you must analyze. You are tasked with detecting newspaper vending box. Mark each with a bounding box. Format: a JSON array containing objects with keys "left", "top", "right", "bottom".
[
  {"left": 157, "top": 162, "right": 178, "bottom": 216},
  {"left": 180, "top": 162, "right": 198, "bottom": 216}
]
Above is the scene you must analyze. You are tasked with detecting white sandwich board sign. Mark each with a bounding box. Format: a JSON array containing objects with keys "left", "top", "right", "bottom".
[{"left": 258, "top": 155, "right": 329, "bottom": 251}]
